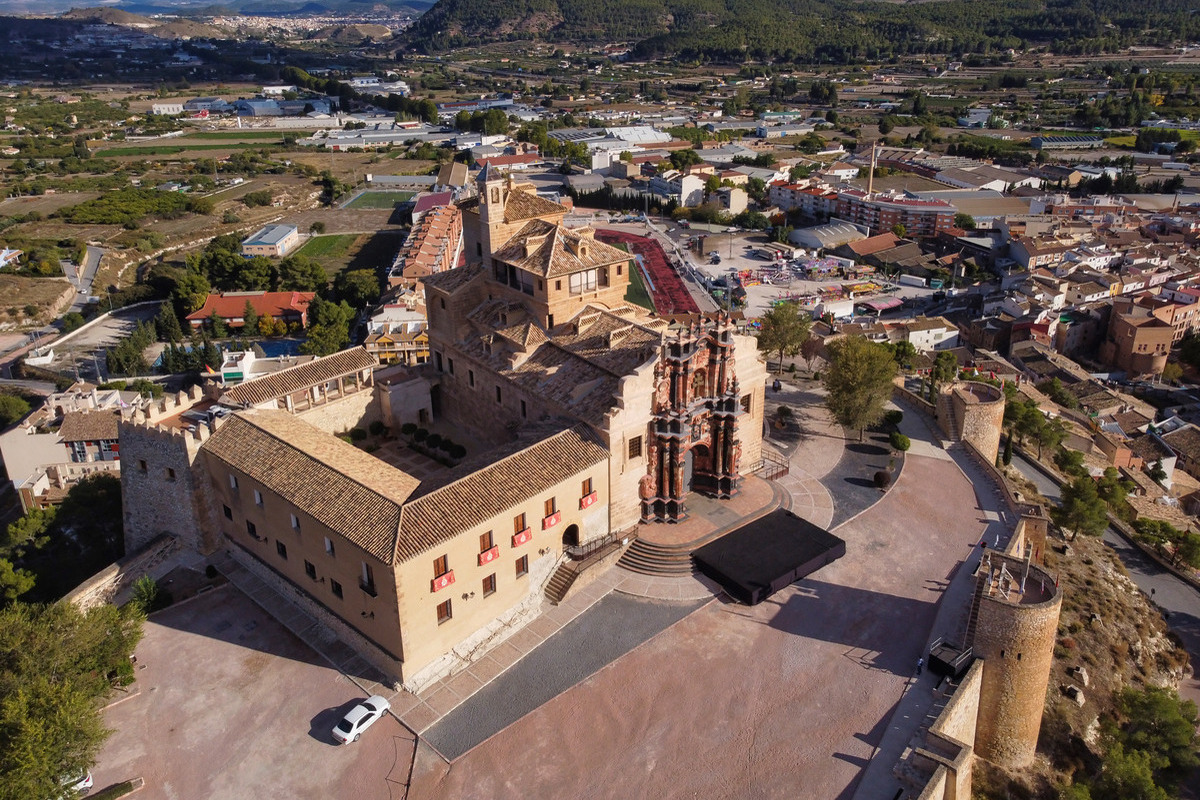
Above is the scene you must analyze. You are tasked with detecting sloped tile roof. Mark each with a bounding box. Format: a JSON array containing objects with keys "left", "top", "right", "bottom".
[
  {"left": 397, "top": 425, "right": 607, "bottom": 561},
  {"left": 59, "top": 409, "right": 120, "bottom": 441},
  {"left": 502, "top": 190, "right": 567, "bottom": 223},
  {"left": 492, "top": 220, "right": 633, "bottom": 278},
  {"left": 185, "top": 291, "right": 314, "bottom": 322},
  {"left": 422, "top": 262, "right": 486, "bottom": 294},
  {"left": 203, "top": 411, "right": 418, "bottom": 563},
  {"left": 219, "top": 347, "right": 377, "bottom": 407}
]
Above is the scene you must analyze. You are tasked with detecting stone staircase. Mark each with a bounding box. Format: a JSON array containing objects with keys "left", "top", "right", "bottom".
[
  {"left": 935, "top": 390, "right": 961, "bottom": 444},
  {"left": 544, "top": 561, "right": 579, "bottom": 605},
  {"left": 616, "top": 538, "right": 696, "bottom": 576}
]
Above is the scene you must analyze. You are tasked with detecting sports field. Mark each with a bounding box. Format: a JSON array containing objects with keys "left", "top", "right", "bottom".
[{"left": 344, "top": 191, "right": 415, "bottom": 209}]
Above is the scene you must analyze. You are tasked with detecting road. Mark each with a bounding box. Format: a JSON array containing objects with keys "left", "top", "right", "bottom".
[{"left": 1011, "top": 452, "right": 1200, "bottom": 708}]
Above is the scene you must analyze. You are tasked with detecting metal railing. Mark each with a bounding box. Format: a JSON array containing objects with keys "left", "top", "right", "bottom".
[{"left": 565, "top": 529, "right": 636, "bottom": 563}]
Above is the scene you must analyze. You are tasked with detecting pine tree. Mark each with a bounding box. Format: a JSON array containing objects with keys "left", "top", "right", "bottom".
[
  {"left": 155, "top": 303, "right": 183, "bottom": 343},
  {"left": 242, "top": 300, "right": 259, "bottom": 336}
]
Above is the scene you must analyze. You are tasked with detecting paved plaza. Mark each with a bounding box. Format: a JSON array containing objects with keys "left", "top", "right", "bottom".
[{"left": 97, "top": 378, "right": 1012, "bottom": 800}]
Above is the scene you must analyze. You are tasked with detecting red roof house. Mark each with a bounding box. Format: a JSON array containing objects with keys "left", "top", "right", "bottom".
[{"left": 186, "top": 291, "right": 316, "bottom": 330}]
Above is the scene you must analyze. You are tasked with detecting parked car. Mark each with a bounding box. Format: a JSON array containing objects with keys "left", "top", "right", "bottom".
[{"left": 332, "top": 696, "right": 390, "bottom": 744}]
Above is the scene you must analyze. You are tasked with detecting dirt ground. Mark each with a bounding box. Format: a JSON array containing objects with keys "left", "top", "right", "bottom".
[{"left": 407, "top": 452, "right": 988, "bottom": 800}]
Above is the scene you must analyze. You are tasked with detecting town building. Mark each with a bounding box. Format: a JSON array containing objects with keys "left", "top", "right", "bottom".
[
  {"left": 186, "top": 291, "right": 316, "bottom": 331},
  {"left": 241, "top": 224, "right": 300, "bottom": 258},
  {"left": 387, "top": 204, "right": 463, "bottom": 290},
  {"left": 835, "top": 190, "right": 956, "bottom": 238}
]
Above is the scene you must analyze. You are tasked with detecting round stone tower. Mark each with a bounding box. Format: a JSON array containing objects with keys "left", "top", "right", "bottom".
[
  {"left": 950, "top": 381, "right": 1006, "bottom": 464},
  {"left": 968, "top": 550, "right": 1062, "bottom": 768}
]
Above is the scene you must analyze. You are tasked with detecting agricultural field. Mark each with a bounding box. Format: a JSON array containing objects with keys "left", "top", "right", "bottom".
[
  {"left": 296, "top": 231, "right": 403, "bottom": 277},
  {"left": 296, "top": 233, "right": 358, "bottom": 261},
  {"left": 0, "top": 193, "right": 102, "bottom": 217},
  {"left": 343, "top": 190, "right": 416, "bottom": 209}
]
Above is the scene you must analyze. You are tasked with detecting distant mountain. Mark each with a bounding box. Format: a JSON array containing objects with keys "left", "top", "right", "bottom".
[
  {"left": 0, "top": 0, "right": 433, "bottom": 16},
  {"left": 406, "top": 0, "right": 1200, "bottom": 62}
]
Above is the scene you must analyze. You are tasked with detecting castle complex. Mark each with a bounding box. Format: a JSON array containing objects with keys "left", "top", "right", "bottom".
[{"left": 119, "top": 169, "right": 766, "bottom": 689}]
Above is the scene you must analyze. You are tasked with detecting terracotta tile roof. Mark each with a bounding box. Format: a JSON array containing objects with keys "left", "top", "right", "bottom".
[
  {"left": 844, "top": 232, "right": 904, "bottom": 256},
  {"left": 185, "top": 291, "right": 315, "bottom": 322},
  {"left": 1162, "top": 425, "right": 1200, "bottom": 458},
  {"left": 492, "top": 220, "right": 633, "bottom": 278},
  {"left": 219, "top": 347, "right": 377, "bottom": 407},
  {"left": 59, "top": 409, "right": 120, "bottom": 441},
  {"left": 422, "top": 262, "right": 486, "bottom": 294},
  {"left": 502, "top": 190, "right": 567, "bottom": 223},
  {"left": 398, "top": 425, "right": 607, "bottom": 561},
  {"left": 203, "top": 411, "right": 418, "bottom": 563}
]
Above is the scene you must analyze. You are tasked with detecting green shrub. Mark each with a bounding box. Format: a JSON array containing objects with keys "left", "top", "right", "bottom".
[
  {"left": 400, "top": 422, "right": 417, "bottom": 436},
  {"left": 883, "top": 409, "right": 904, "bottom": 428},
  {"left": 874, "top": 470, "right": 893, "bottom": 489},
  {"left": 91, "top": 780, "right": 137, "bottom": 800},
  {"left": 438, "top": 437, "right": 454, "bottom": 453},
  {"left": 426, "top": 433, "right": 443, "bottom": 449},
  {"left": 349, "top": 427, "right": 367, "bottom": 441},
  {"left": 890, "top": 431, "right": 910, "bottom": 451},
  {"left": 368, "top": 420, "right": 386, "bottom": 436},
  {"left": 450, "top": 444, "right": 467, "bottom": 459},
  {"left": 413, "top": 427, "right": 428, "bottom": 442}
]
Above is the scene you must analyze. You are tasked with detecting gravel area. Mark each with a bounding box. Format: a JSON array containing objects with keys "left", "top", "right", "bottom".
[{"left": 423, "top": 593, "right": 706, "bottom": 760}]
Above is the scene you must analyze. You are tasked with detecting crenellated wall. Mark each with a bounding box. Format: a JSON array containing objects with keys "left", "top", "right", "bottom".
[{"left": 119, "top": 418, "right": 220, "bottom": 556}]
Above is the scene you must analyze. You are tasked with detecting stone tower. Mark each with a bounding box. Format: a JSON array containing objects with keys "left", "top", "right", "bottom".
[
  {"left": 119, "top": 417, "right": 219, "bottom": 556},
  {"left": 938, "top": 381, "right": 1005, "bottom": 463},
  {"left": 968, "top": 549, "right": 1062, "bottom": 768}
]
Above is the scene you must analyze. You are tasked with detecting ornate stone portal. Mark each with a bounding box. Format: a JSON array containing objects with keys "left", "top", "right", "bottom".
[{"left": 642, "top": 313, "right": 744, "bottom": 523}]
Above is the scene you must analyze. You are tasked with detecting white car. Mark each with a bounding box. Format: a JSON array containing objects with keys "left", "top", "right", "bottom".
[{"left": 332, "top": 696, "right": 390, "bottom": 744}]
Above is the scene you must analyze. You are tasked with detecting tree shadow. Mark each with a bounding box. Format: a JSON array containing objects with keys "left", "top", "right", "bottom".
[
  {"left": 844, "top": 477, "right": 879, "bottom": 489},
  {"left": 847, "top": 443, "right": 888, "bottom": 456}
]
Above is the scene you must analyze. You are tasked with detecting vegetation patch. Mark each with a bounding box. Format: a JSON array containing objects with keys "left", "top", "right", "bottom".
[
  {"left": 343, "top": 191, "right": 416, "bottom": 209},
  {"left": 296, "top": 233, "right": 358, "bottom": 262}
]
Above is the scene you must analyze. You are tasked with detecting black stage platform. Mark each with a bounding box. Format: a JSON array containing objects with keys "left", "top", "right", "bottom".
[{"left": 692, "top": 509, "right": 846, "bottom": 605}]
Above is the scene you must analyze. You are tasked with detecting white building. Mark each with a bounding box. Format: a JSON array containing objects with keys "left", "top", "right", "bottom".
[{"left": 150, "top": 103, "right": 184, "bottom": 116}]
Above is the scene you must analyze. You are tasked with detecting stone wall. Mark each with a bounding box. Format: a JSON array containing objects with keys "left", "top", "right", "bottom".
[
  {"left": 64, "top": 534, "right": 179, "bottom": 612},
  {"left": 225, "top": 540, "right": 405, "bottom": 687},
  {"left": 119, "top": 420, "right": 219, "bottom": 556},
  {"left": 296, "top": 388, "right": 379, "bottom": 434},
  {"left": 902, "top": 659, "right": 984, "bottom": 800}
]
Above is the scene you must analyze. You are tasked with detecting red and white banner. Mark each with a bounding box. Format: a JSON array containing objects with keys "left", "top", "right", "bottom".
[
  {"left": 478, "top": 546, "right": 499, "bottom": 566},
  {"left": 580, "top": 491, "right": 598, "bottom": 509},
  {"left": 431, "top": 571, "right": 456, "bottom": 592},
  {"left": 542, "top": 511, "right": 561, "bottom": 530},
  {"left": 512, "top": 528, "right": 532, "bottom": 547}
]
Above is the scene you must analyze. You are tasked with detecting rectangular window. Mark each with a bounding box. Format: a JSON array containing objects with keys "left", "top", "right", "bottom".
[
  {"left": 223, "top": 505, "right": 232, "bottom": 520},
  {"left": 448, "top": 358, "right": 455, "bottom": 375},
  {"left": 479, "top": 531, "right": 494, "bottom": 552},
  {"left": 555, "top": 280, "right": 562, "bottom": 290},
  {"left": 617, "top": 264, "right": 623, "bottom": 275},
  {"left": 437, "top": 599, "right": 453, "bottom": 624},
  {"left": 515, "top": 555, "right": 529, "bottom": 578},
  {"left": 482, "top": 574, "right": 497, "bottom": 596},
  {"left": 582, "top": 478, "right": 593, "bottom": 496},
  {"left": 741, "top": 394, "right": 751, "bottom": 414},
  {"left": 468, "top": 369, "right": 475, "bottom": 387},
  {"left": 360, "top": 562, "right": 376, "bottom": 596},
  {"left": 166, "top": 468, "right": 176, "bottom": 482},
  {"left": 276, "top": 540, "right": 287, "bottom": 559},
  {"left": 433, "top": 554, "right": 450, "bottom": 578},
  {"left": 229, "top": 474, "right": 238, "bottom": 490},
  {"left": 246, "top": 520, "right": 257, "bottom": 538},
  {"left": 514, "top": 513, "right": 526, "bottom": 533},
  {"left": 290, "top": 514, "right": 300, "bottom": 532},
  {"left": 304, "top": 560, "right": 316, "bottom": 580},
  {"left": 331, "top": 579, "right": 343, "bottom": 599},
  {"left": 544, "top": 497, "right": 557, "bottom": 517},
  {"left": 324, "top": 537, "right": 335, "bottom": 557},
  {"left": 254, "top": 489, "right": 263, "bottom": 507},
  {"left": 138, "top": 459, "right": 148, "bottom": 473},
  {"left": 496, "top": 386, "right": 502, "bottom": 404},
  {"left": 521, "top": 400, "right": 527, "bottom": 418},
  {"left": 569, "top": 269, "right": 598, "bottom": 295},
  {"left": 435, "top": 352, "right": 443, "bottom": 372},
  {"left": 628, "top": 436, "right": 643, "bottom": 458}
]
